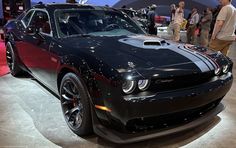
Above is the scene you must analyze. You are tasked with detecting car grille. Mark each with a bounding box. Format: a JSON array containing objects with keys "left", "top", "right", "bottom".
[
  {"left": 149, "top": 72, "right": 214, "bottom": 92},
  {"left": 125, "top": 98, "right": 222, "bottom": 133}
]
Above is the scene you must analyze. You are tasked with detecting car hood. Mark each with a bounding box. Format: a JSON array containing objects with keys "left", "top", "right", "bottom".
[{"left": 61, "top": 35, "right": 218, "bottom": 77}]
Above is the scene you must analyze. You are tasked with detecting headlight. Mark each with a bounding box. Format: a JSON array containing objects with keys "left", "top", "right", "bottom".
[
  {"left": 122, "top": 80, "right": 136, "bottom": 94},
  {"left": 138, "top": 79, "right": 150, "bottom": 91},
  {"left": 223, "top": 65, "right": 229, "bottom": 74},
  {"left": 214, "top": 67, "right": 221, "bottom": 75}
]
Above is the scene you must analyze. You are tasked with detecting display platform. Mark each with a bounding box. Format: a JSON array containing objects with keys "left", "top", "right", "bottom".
[{"left": 0, "top": 44, "right": 235, "bottom": 147}]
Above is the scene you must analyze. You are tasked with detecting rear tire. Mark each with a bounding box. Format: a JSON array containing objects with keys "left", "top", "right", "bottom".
[
  {"left": 60, "top": 73, "right": 93, "bottom": 136},
  {"left": 6, "top": 42, "right": 23, "bottom": 77}
]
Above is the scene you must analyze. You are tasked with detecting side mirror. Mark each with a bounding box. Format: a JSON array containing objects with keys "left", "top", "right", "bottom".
[{"left": 26, "top": 25, "right": 45, "bottom": 42}]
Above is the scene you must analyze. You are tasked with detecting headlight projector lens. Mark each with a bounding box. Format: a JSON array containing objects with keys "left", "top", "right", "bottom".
[
  {"left": 138, "top": 79, "right": 150, "bottom": 91},
  {"left": 215, "top": 67, "right": 221, "bottom": 75},
  {"left": 122, "top": 80, "right": 136, "bottom": 94},
  {"left": 223, "top": 65, "right": 229, "bottom": 74}
]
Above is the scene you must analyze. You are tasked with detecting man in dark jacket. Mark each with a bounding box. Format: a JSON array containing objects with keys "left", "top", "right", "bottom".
[{"left": 147, "top": 4, "right": 157, "bottom": 35}]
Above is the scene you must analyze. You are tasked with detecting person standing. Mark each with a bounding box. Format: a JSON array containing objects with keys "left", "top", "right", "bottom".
[
  {"left": 209, "top": 0, "right": 236, "bottom": 55},
  {"left": 187, "top": 8, "right": 200, "bottom": 44},
  {"left": 200, "top": 8, "right": 213, "bottom": 47},
  {"left": 147, "top": 4, "right": 157, "bottom": 35},
  {"left": 168, "top": 4, "right": 176, "bottom": 35},
  {"left": 173, "top": 1, "right": 185, "bottom": 42}
]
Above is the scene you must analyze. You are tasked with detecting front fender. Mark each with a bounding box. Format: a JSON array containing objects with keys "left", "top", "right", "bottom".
[{"left": 58, "top": 54, "right": 123, "bottom": 126}]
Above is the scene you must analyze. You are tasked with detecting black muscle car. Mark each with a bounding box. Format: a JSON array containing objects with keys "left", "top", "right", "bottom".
[{"left": 3, "top": 4, "right": 233, "bottom": 144}]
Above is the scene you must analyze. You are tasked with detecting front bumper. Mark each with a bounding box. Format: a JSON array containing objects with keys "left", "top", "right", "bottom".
[
  {"left": 108, "top": 73, "right": 232, "bottom": 123},
  {"left": 93, "top": 103, "right": 224, "bottom": 144}
]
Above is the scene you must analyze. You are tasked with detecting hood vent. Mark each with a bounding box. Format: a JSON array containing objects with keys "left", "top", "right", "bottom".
[
  {"left": 118, "top": 36, "right": 168, "bottom": 49},
  {"left": 143, "top": 40, "right": 167, "bottom": 46}
]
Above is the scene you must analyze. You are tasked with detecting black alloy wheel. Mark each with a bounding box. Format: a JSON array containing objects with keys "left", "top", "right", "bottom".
[
  {"left": 6, "top": 42, "right": 22, "bottom": 76},
  {"left": 60, "top": 73, "right": 92, "bottom": 136}
]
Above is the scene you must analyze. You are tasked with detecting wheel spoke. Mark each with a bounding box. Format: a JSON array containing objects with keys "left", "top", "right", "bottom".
[
  {"left": 6, "top": 56, "right": 11, "bottom": 59},
  {"left": 62, "top": 101, "right": 72, "bottom": 106},
  {"left": 63, "top": 86, "right": 74, "bottom": 96},
  {"left": 64, "top": 87, "right": 80, "bottom": 99},
  {"left": 69, "top": 83, "right": 80, "bottom": 98},
  {"left": 61, "top": 94, "right": 73, "bottom": 101},
  {"left": 75, "top": 113, "right": 82, "bottom": 125},
  {"left": 65, "top": 106, "right": 79, "bottom": 121}
]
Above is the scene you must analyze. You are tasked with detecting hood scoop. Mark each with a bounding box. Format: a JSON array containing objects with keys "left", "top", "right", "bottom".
[
  {"left": 119, "top": 36, "right": 168, "bottom": 49},
  {"left": 143, "top": 40, "right": 167, "bottom": 46}
]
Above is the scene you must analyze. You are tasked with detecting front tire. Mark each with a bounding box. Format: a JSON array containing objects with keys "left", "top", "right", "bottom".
[
  {"left": 60, "top": 73, "right": 93, "bottom": 136},
  {"left": 6, "top": 42, "right": 23, "bottom": 76}
]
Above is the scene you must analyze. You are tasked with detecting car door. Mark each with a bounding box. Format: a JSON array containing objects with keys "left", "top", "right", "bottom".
[
  {"left": 15, "top": 10, "right": 35, "bottom": 67},
  {"left": 20, "top": 10, "right": 58, "bottom": 88}
]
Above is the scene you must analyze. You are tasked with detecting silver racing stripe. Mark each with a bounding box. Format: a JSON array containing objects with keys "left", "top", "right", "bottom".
[
  {"left": 171, "top": 45, "right": 211, "bottom": 72},
  {"left": 180, "top": 46, "right": 217, "bottom": 70},
  {"left": 196, "top": 52, "right": 218, "bottom": 69},
  {"left": 119, "top": 37, "right": 211, "bottom": 72}
]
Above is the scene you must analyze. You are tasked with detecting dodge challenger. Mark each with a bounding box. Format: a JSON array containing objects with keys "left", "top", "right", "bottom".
[{"left": 3, "top": 3, "right": 233, "bottom": 143}]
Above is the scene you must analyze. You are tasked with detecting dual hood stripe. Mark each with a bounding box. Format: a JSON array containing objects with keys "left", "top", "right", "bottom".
[
  {"left": 170, "top": 46, "right": 210, "bottom": 72},
  {"left": 181, "top": 45, "right": 218, "bottom": 70},
  {"left": 178, "top": 46, "right": 216, "bottom": 71}
]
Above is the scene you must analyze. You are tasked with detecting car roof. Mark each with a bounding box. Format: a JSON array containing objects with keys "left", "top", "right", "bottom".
[
  {"left": 119, "top": 8, "right": 136, "bottom": 12},
  {"left": 32, "top": 3, "right": 117, "bottom": 12}
]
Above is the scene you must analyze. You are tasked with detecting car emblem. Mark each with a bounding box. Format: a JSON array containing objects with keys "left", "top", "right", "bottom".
[
  {"left": 156, "top": 79, "right": 174, "bottom": 83},
  {"left": 160, "top": 79, "right": 174, "bottom": 83}
]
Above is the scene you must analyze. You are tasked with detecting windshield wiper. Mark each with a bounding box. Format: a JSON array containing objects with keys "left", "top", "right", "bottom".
[{"left": 69, "top": 34, "right": 93, "bottom": 38}]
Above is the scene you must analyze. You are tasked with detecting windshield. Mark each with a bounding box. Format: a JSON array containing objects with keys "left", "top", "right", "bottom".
[{"left": 55, "top": 9, "right": 145, "bottom": 37}]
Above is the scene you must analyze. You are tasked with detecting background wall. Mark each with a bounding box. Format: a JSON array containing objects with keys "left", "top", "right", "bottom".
[
  {"left": 0, "top": 0, "right": 3, "bottom": 19},
  {"left": 31, "top": 0, "right": 236, "bottom": 7},
  {"left": 31, "top": 0, "right": 119, "bottom": 6}
]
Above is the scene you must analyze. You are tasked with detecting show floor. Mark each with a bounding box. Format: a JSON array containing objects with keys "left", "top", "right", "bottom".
[{"left": 0, "top": 43, "right": 235, "bottom": 148}]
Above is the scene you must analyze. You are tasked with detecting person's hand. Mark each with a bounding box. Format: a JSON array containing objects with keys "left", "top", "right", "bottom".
[{"left": 211, "top": 34, "right": 216, "bottom": 40}]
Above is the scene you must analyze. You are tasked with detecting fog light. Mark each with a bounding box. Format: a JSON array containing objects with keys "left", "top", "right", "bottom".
[
  {"left": 223, "top": 65, "right": 229, "bottom": 74},
  {"left": 138, "top": 79, "right": 150, "bottom": 91},
  {"left": 122, "top": 80, "right": 136, "bottom": 94},
  {"left": 214, "top": 67, "right": 221, "bottom": 75}
]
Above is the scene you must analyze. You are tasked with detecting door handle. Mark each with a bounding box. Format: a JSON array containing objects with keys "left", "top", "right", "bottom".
[{"left": 49, "top": 42, "right": 55, "bottom": 49}]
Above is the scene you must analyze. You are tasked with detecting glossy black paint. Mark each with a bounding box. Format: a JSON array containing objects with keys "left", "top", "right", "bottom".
[{"left": 4, "top": 3, "right": 234, "bottom": 143}]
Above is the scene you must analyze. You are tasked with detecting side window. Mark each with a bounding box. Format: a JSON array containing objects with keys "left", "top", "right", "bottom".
[
  {"left": 22, "top": 10, "right": 34, "bottom": 27},
  {"left": 29, "top": 11, "right": 52, "bottom": 35}
]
